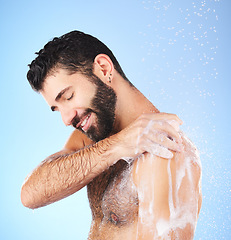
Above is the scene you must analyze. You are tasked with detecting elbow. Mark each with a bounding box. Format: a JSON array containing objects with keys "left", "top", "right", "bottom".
[{"left": 21, "top": 183, "right": 36, "bottom": 209}]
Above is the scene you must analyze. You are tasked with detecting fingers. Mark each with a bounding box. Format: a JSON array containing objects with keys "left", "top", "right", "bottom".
[
  {"left": 116, "top": 112, "right": 184, "bottom": 160},
  {"left": 138, "top": 131, "right": 182, "bottom": 158},
  {"left": 135, "top": 114, "right": 184, "bottom": 158},
  {"left": 139, "top": 120, "right": 182, "bottom": 145},
  {"left": 166, "top": 120, "right": 181, "bottom": 132},
  {"left": 155, "top": 133, "right": 183, "bottom": 152},
  {"left": 146, "top": 142, "right": 174, "bottom": 159}
]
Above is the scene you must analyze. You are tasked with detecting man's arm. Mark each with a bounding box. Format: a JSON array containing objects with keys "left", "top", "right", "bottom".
[
  {"left": 21, "top": 113, "right": 183, "bottom": 209},
  {"left": 21, "top": 130, "right": 121, "bottom": 209},
  {"left": 132, "top": 132, "right": 202, "bottom": 239}
]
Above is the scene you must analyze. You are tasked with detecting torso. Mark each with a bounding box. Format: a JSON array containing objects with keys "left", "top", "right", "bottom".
[
  {"left": 87, "top": 160, "right": 139, "bottom": 240},
  {"left": 81, "top": 131, "right": 201, "bottom": 240},
  {"left": 64, "top": 130, "right": 140, "bottom": 239}
]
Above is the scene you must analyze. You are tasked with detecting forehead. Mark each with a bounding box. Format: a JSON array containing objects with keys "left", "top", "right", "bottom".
[{"left": 42, "top": 69, "right": 71, "bottom": 93}]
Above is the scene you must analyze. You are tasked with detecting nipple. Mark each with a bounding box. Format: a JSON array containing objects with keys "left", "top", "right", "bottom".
[{"left": 110, "top": 212, "right": 119, "bottom": 224}]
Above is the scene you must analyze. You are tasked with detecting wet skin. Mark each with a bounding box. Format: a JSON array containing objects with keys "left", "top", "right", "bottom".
[
  {"left": 81, "top": 132, "right": 202, "bottom": 240},
  {"left": 33, "top": 68, "right": 201, "bottom": 239},
  {"left": 87, "top": 160, "right": 138, "bottom": 240}
]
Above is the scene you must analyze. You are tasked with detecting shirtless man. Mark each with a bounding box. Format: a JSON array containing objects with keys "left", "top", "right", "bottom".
[{"left": 21, "top": 31, "right": 202, "bottom": 239}]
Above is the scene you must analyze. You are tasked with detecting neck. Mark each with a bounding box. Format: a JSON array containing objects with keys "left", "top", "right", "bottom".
[{"left": 112, "top": 75, "right": 159, "bottom": 134}]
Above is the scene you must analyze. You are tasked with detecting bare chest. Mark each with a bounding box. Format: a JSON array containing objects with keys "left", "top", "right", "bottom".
[{"left": 87, "top": 160, "right": 138, "bottom": 226}]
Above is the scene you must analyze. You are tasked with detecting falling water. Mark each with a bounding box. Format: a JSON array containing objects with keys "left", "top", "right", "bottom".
[{"left": 130, "top": 1, "right": 223, "bottom": 238}]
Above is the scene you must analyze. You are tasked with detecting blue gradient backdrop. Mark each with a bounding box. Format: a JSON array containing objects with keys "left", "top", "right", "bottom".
[{"left": 0, "top": 0, "right": 230, "bottom": 239}]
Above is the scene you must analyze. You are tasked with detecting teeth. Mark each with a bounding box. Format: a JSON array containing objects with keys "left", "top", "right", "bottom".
[
  {"left": 81, "top": 118, "right": 87, "bottom": 127},
  {"left": 81, "top": 114, "right": 90, "bottom": 129}
]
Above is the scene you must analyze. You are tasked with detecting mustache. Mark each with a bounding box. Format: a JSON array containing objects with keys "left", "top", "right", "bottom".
[{"left": 71, "top": 115, "right": 80, "bottom": 129}]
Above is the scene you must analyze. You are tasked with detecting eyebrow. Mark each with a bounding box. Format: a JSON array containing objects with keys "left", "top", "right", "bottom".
[
  {"left": 50, "top": 86, "right": 72, "bottom": 111},
  {"left": 55, "top": 86, "right": 72, "bottom": 101}
]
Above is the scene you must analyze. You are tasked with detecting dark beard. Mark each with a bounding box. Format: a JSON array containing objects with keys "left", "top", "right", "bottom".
[{"left": 73, "top": 75, "right": 117, "bottom": 142}]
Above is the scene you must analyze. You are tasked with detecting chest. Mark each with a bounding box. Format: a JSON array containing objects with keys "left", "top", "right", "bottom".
[{"left": 87, "top": 160, "right": 138, "bottom": 225}]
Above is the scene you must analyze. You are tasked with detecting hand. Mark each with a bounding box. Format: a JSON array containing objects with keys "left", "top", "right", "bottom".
[{"left": 114, "top": 113, "right": 183, "bottom": 160}]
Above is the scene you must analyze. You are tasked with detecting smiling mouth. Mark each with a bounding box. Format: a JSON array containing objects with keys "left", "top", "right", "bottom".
[{"left": 78, "top": 113, "right": 92, "bottom": 132}]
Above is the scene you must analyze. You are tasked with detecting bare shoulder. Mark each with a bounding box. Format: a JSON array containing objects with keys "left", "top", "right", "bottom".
[
  {"left": 131, "top": 131, "right": 202, "bottom": 239},
  {"left": 132, "top": 131, "right": 202, "bottom": 196},
  {"left": 63, "top": 129, "right": 94, "bottom": 151}
]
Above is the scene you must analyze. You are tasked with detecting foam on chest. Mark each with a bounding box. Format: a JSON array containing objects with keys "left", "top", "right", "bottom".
[{"left": 87, "top": 160, "right": 138, "bottom": 226}]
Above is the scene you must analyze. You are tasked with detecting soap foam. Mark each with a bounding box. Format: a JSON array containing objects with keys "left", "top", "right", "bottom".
[{"left": 135, "top": 130, "right": 201, "bottom": 239}]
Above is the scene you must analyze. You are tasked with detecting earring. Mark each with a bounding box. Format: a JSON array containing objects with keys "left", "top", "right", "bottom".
[{"left": 109, "top": 74, "right": 112, "bottom": 83}]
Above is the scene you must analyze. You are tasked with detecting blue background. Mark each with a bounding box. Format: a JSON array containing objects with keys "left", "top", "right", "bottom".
[{"left": 0, "top": 0, "right": 230, "bottom": 239}]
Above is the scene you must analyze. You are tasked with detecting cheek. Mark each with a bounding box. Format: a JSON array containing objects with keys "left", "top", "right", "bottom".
[
  {"left": 73, "top": 91, "right": 95, "bottom": 108},
  {"left": 77, "top": 86, "right": 96, "bottom": 107}
]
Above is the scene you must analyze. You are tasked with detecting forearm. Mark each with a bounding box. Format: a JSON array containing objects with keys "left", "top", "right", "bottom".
[
  {"left": 21, "top": 135, "right": 120, "bottom": 209},
  {"left": 21, "top": 113, "right": 184, "bottom": 209}
]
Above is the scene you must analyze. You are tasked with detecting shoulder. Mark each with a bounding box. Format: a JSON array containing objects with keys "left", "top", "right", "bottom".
[
  {"left": 132, "top": 131, "right": 201, "bottom": 187},
  {"left": 131, "top": 131, "right": 202, "bottom": 217},
  {"left": 63, "top": 129, "right": 94, "bottom": 151},
  {"left": 131, "top": 131, "right": 202, "bottom": 237}
]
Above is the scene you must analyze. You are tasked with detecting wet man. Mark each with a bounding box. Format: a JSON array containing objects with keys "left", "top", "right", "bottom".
[{"left": 21, "top": 31, "right": 202, "bottom": 239}]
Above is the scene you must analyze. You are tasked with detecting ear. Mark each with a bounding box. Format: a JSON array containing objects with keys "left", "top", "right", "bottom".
[{"left": 93, "top": 54, "right": 114, "bottom": 84}]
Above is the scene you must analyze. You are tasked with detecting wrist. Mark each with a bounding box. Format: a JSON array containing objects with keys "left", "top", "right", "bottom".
[{"left": 101, "top": 133, "right": 122, "bottom": 166}]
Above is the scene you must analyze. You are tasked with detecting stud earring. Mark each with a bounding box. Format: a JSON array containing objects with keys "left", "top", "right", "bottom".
[{"left": 109, "top": 74, "right": 112, "bottom": 83}]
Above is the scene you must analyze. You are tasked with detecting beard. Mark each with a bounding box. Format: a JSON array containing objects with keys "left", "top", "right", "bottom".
[{"left": 72, "top": 74, "right": 117, "bottom": 142}]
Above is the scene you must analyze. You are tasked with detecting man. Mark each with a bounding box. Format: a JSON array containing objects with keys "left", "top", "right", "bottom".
[{"left": 21, "top": 31, "right": 202, "bottom": 239}]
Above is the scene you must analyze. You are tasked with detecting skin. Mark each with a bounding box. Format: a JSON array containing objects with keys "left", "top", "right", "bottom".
[{"left": 21, "top": 54, "right": 202, "bottom": 239}]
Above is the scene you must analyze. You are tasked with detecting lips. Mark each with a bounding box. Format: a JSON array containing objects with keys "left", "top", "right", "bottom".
[{"left": 76, "top": 113, "right": 92, "bottom": 132}]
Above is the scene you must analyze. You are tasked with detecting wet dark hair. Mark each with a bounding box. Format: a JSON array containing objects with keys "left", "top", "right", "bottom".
[{"left": 27, "top": 30, "right": 129, "bottom": 91}]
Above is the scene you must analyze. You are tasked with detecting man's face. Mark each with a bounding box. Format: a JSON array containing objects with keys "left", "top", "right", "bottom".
[{"left": 41, "top": 69, "right": 117, "bottom": 142}]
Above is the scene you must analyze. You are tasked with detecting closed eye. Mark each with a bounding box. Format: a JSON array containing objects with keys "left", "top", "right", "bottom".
[{"left": 67, "top": 93, "right": 74, "bottom": 100}]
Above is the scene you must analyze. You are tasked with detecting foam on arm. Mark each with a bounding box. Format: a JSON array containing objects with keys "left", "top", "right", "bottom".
[{"left": 132, "top": 132, "right": 202, "bottom": 239}]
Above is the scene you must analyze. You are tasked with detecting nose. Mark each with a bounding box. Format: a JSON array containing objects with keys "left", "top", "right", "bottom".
[{"left": 61, "top": 108, "right": 77, "bottom": 126}]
